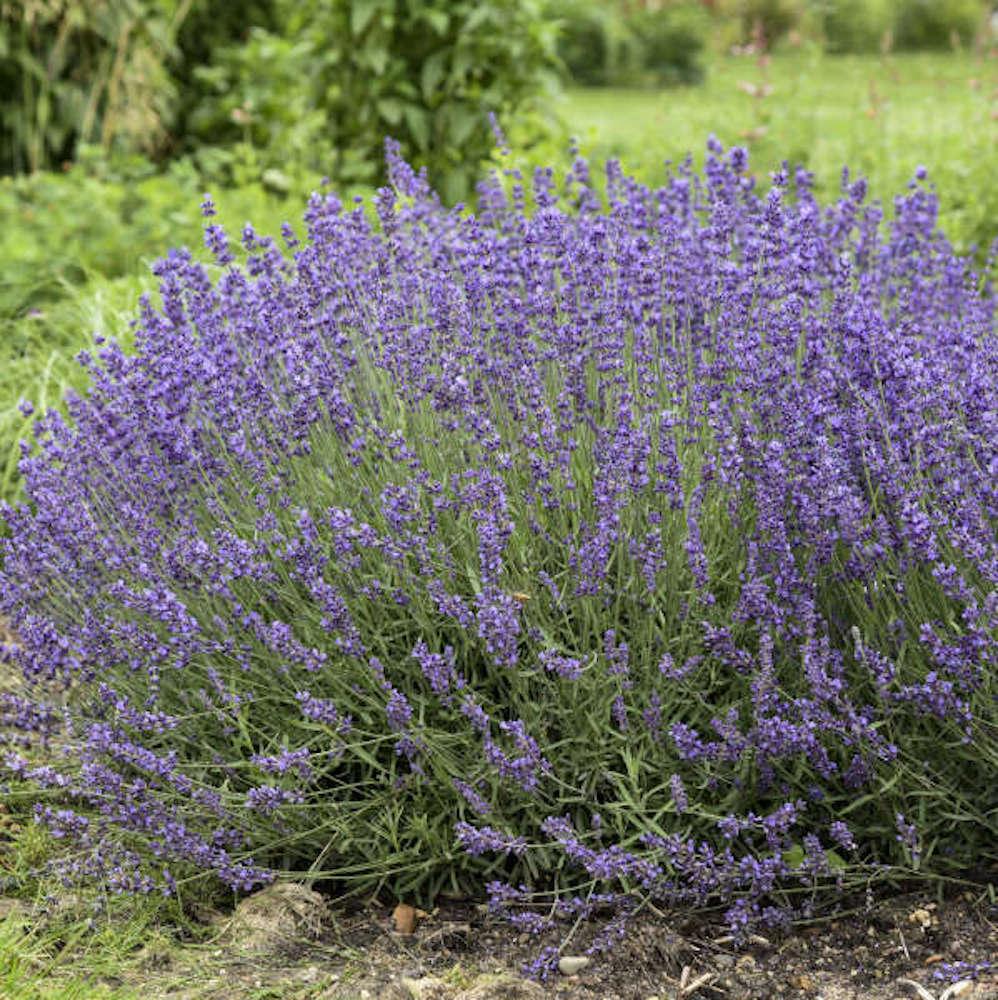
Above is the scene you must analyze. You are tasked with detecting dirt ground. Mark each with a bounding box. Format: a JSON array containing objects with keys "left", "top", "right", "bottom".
[{"left": 49, "top": 883, "right": 995, "bottom": 1000}]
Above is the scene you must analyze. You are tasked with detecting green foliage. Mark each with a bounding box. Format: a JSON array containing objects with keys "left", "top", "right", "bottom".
[
  {"left": 549, "top": 0, "right": 707, "bottom": 88},
  {"left": 627, "top": 4, "right": 709, "bottom": 85},
  {"left": 0, "top": 915, "right": 128, "bottom": 999},
  {"left": 186, "top": 0, "right": 560, "bottom": 200},
  {"left": 0, "top": 0, "right": 180, "bottom": 175},
  {"left": 893, "top": 0, "right": 987, "bottom": 50},
  {"left": 810, "top": 0, "right": 988, "bottom": 53},
  {"left": 733, "top": 0, "right": 802, "bottom": 46},
  {"left": 548, "top": 0, "right": 618, "bottom": 86},
  {"left": 818, "top": 0, "right": 893, "bottom": 53}
]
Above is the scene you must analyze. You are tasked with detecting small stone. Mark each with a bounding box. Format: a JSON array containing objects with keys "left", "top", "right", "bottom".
[
  {"left": 790, "top": 973, "right": 814, "bottom": 991},
  {"left": 394, "top": 901, "right": 418, "bottom": 935},
  {"left": 735, "top": 955, "right": 757, "bottom": 974},
  {"left": 946, "top": 983, "right": 974, "bottom": 998},
  {"left": 558, "top": 956, "right": 591, "bottom": 976}
]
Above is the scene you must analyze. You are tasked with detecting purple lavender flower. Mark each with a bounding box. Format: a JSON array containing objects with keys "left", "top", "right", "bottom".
[
  {"left": 245, "top": 785, "right": 304, "bottom": 815},
  {"left": 455, "top": 821, "right": 527, "bottom": 857},
  {"left": 538, "top": 650, "right": 583, "bottom": 680},
  {"left": 895, "top": 813, "right": 921, "bottom": 867},
  {"left": 669, "top": 773, "right": 689, "bottom": 814}
]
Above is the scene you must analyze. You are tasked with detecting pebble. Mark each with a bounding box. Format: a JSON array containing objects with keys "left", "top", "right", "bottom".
[
  {"left": 558, "top": 955, "right": 591, "bottom": 976},
  {"left": 947, "top": 983, "right": 974, "bottom": 998}
]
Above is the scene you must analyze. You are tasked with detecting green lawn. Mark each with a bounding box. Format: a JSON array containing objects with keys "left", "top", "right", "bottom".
[{"left": 556, "top": 50, "right": 997, "bottom": 256}]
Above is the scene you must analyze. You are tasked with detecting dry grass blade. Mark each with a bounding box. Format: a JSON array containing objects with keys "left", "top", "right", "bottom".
[{"left": 898, "top": 980, "right": 938, "bottom": 1000}]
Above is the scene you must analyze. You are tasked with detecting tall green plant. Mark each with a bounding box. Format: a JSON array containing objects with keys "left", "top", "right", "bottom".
[
  {"left": 186, "top": 0, "right": 560, "bottom": 200},
  {"left": 0, "top": 0, "right": 185, "bottom": 175},
  {"left": 818, "top": 0, "right": 893, "bottom": 53}
]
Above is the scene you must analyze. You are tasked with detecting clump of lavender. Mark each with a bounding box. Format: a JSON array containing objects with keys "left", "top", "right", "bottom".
[{"left": 0, "top": 141, "right": 994, "bottom": 947}]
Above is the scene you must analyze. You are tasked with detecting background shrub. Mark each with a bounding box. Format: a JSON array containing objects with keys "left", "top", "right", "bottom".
[
  {"left": 0, "top": 0, "right": 559, "bottom": 200},
  {"left": 628, "top": 3, "right": 709, "bottom": 85},
  {"left": 730, "top": 0, "right": 802, "bottom": 47},
  {"left": 818, "top": 0, "right": 893, "bottom": 53},
  {"left": 0, "top": 0, "right": 179, "bottom": 174},
  {"left": 893, "top": 0, "right": 988, "bottom": 50},
  {"left": 548, "top": 0, "right": 617, "bottom": 86},
  {"left": 183, "top": 0, "right": 559, "bottom": 199},
  {"left": 550, "top": 0, "right": 707, "bottom": 88}
]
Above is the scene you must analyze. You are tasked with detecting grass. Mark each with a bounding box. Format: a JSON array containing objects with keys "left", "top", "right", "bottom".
[
  {"left": 554, "top": 50, "right": 998, "bottom": 257},
  {"left": 0, "top": 914, "right": 140, "bottom": 999}
]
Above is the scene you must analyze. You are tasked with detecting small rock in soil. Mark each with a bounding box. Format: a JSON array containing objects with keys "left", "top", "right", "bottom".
[{"left": 559, "top": 955, "right": 592, "bottom": 976}]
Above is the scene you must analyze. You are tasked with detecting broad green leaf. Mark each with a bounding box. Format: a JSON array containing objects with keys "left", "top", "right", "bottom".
[
  {"left": 782, "top": 843, "right": 806, "bottom": 868},
  {"left": 351, "top": 0, "right": 382, "bottom": 36},
  {"left": 376, "top": 97, "right": 403, "bottom": 126},
  {"left": 403, "top": 105, "right": 431, "bottom": 152},
  {"left": 361, "top": 46, "right": 391, "bottom": 76},
  {"left": 450, "top": 48, "right": 473, "bottom": 83},
  {"left": 826, "top": 849, "right": 848, "bottom": 871},
  {"left": 420, "top": 8, "right": 450, "bottom": 35},
  {"left": 447, "top": 103, "right": 479, "bottom": 147},
  {"left": 420, "top": 50, "right": 447, "bottom": 104}
]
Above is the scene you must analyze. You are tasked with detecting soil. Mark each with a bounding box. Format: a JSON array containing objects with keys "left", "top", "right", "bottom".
[{"left": 34, "top": 884, "right": 994, "bottom": 1000}]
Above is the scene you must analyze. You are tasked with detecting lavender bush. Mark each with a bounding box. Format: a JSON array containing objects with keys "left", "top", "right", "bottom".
[{"left": 1, "top": 140, "right": 995, "bottom": 952}]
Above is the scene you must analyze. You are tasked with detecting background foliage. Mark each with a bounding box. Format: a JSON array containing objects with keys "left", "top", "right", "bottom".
[
  {"left": 186, "top": 0, "right": 559, "bottom": 199},
  {"left": 720, "top": 0, "right": 992, "bottom": 51},
  {"left": 0, "top": 0, "right": 182, "bottom": 175},
  {"left": 548, "top": 0, "right": 709, "bottom": 87},
  {"left": 1, "top": 0, "right": 560, "bottom": 199}
]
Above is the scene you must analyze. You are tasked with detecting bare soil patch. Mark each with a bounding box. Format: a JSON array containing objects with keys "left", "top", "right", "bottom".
[{"left": 39, "top": 886, "right": 994, "bottom": 1000}]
